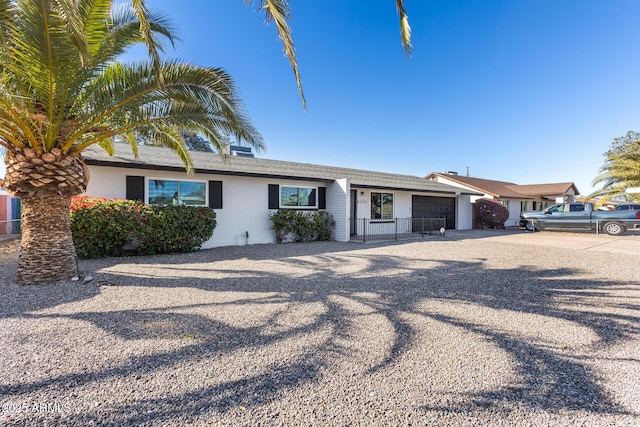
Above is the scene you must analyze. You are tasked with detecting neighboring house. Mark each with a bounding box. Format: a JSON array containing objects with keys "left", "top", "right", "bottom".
[
  {"left": 0, "top": 187, "right": 22, "bottom": 235},
  {"left": 425, "top": 172, "right": 580, "bottom": 227},
  {"left": 82, "top": 145, "right": 482, "bottom": 248},
  {"left": 515, "top": 182, "right": 580, "bottom": 205}
]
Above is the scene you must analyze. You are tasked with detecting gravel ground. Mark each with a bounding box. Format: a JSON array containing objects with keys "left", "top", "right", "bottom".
[{"left": 1, "top": 232, "right": 639, "bottom": 426}]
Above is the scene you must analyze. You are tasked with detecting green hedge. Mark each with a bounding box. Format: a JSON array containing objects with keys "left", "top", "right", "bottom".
[
  {"left": 270, "top": 209, "right": 334, "bottom": 243},
  {"left": 70, "top": 196, "right": 216, "bottom": 258}
]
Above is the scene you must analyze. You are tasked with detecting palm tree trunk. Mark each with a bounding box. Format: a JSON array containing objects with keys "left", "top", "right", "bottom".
[
  {"left": 2, "top": 148, "right": 88, "bottom": 284},
  {"left": 17, "top": 193, "right": 78, "bottom": 284}
]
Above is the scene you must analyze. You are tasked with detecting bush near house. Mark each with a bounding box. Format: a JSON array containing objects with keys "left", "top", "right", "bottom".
[
  {"left": 474, "top": 198, "right": 509, "bottom": 229},
  {"left": 70, "top": 196, "right": 216, "bottom": 258},
  {"left": 270, "top": 210, "right": 335, "bottom": 243}
]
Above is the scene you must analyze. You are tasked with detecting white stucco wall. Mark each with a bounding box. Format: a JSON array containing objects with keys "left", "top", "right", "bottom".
[
  {"left": 504, "top": 200, "right": 523, "bottom": 227},
  {"left": 456, "top": 195, "right": 473, "bottom": 229},
  {"left": 85, "top": 166, "right": 474, "bottom": 248},
  {"left": 85, "top": 166, "right": 340, "bottom": 248},
  {"left": 86, "top": 166, "right": 128, "bottom": 199},
  {"left": 213, "top": 176, "right": 272, "bottom": 248},
  {"left": 326, "top": 178, "right": 350, "bottom": 242}
]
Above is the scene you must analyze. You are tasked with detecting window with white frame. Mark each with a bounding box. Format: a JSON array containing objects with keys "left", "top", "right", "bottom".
[
  {"left": 371, "top": 192, "right": 393, "bottom": 220},
  {"left": 147, "top": 179, "right": 207, "bottom": 206},
  {"left": 280, "top": 186, "right": 317, "bottom": 208}
]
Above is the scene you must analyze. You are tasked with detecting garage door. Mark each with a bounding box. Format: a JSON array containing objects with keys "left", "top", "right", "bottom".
[{"left": 412, "top": 196, "right": 455, "bottom": 229}]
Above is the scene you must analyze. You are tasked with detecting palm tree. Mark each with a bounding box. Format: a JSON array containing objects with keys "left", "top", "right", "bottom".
[
  {"left": 0, "top": 0, "right": 263, "bottom": 284},
  {"left": 592, "top": 131, "right": 640, "bottom": 202},
  {"left": 253, "top": 0, "right": 413, "bottom": 109}
]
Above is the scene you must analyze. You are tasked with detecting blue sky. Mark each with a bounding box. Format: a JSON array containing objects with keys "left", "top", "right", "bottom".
[
  {"left": 6, "top": 0, "right": 640, "bottom": 195},
  {"left": 142, "top": 0, "right": 640, "bottom": 195}
]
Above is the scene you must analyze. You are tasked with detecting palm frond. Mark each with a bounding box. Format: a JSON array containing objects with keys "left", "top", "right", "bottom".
[
  {"left": 96, "top": 135, "right": 114, "bottom": 155},
  {"left": 124, "top": 131, "right": 139, "bottom": 158},
  {"left": 247, "top": 0, "right": 412, "bottom": 108},
  {"left": 51, "top": 0, "right": 92, "bottom": 66},
  {"left": 591, "top": 131, "right": 640, "bottom": 200},
  {"left": 128, "top": 0, "right": 179, "bottom": 85},
  {"left": 75, "top": 0, "right": 113, "bottom": 61},
  {"left": 251, "top": 0, "right": 306, "bottom": 110},
  {"left": 148, "top": 126, "right": 193, "bottom": 173},
  {"left": 395, "top": 0, "right": 413, "bottom": 57},
  {"left": 2, "top": 1, "right": 260, "bottom": 175},
  {"left": 0, "top": 0, "right": 16, "bottom": 63},
  {"left": 63, "top": 60, "right": 262, "bottom": 171}
]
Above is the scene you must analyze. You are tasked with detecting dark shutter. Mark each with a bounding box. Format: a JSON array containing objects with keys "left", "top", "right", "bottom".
[
  {"left": 268, "top": 184, "right": 279, "bottom": 209},
  {"left": 208, "top": 181, "right": 223, "bottom": 209},
  {"left": 318, "top": 187, "right": 326, "bottom": 209},
  {"left": 126, "top": 176, "right": 145, "bottom": 201}
]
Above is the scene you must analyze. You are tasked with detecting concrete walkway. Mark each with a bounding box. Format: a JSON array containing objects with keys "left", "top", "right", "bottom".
[{"left": 444, "top": 228, "right": 640, "bottom": 256}]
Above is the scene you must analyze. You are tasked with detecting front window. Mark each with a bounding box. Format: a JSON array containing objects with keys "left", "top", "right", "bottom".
[
  {"left": 371, "top": 192, "right": 393, "bottom": 220},
  {"left": 280, "top": 186, "right": 317, "bottom": 208},
  {"left": 148, "top": 179, "right": 207, "bottom": 206}
]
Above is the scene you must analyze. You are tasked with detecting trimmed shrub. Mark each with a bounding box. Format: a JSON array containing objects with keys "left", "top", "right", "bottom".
[
  {"left": 70, "top": 196, "right": 147, "bottom": 258},
  {"left": 138, "top": 204, "right": 217, "bottom": 255},
  {"left": 474, "top": 198, "right": 509, "bottom": 229},
  {"left": 270, "top": 210, "right": 335, "bottom": 243},
  {"left": 70, "top": 196, "right": 216, "bottom": 258}
]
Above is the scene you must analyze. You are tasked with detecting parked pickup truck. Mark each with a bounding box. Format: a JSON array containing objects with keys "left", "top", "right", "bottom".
[{"left": 519, "top": 202, "right": 640, "bottom": 235}]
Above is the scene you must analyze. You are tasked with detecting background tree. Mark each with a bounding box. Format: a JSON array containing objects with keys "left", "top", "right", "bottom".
[
  {"left": 138, "top": 131, "right": 228, "bottom": 153},
  {"left": 592, "top": 131, "right": 640, "bottom": 203},
  {"left": 182, "top": 132, "right": 217, "bottom": 153},
  {"left": 0, "top": 0, "right": 263, "bottom": 284}
]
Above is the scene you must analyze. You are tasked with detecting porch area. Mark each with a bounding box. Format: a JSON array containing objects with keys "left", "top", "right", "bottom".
[{"left": 349, "top": 217, "right": 446, "bottom": 243}]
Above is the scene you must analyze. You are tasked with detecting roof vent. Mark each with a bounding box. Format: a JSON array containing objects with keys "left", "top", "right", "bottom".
[
  {"left": 444, "top": 171, "right": 458, "bottom": 175},
  {"left": 230, "top": 145, "right": 254, "bottom": 158}
]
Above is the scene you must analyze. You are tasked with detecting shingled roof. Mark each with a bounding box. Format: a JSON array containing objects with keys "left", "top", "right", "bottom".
[
  {"left": 425, "top": 173, "right": 531, "bottom": 198},
  {"left": 83, "top": 144, "right": 481, "bottom": 196},
  {"left": 425, "top": 172, "right": 580, "bottom": 199},
  {"left": 514, "top": 182, "right": 580, "bottom": 197}
]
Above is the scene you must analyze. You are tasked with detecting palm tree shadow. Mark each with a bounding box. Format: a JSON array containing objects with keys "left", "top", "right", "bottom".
[
  {"left": 0, "top": 275, "right": 99, "bottom": 320},
  {"left": 420, "top": 314, "right": 627, "bottom": 415},
  {"left": 2, "top": 246, "right": 639, "bottom": 424}
]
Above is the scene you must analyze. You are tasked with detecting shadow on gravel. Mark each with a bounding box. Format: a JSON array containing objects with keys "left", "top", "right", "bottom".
[
  {"left": 1, "top": 241, "right": 639, "bottom": 424},
  {"left": 420, "top": 315, "right": 623, "bottom": 416},
  {"left": 0, "top": 278, "right": 99, "bottom": 320}
]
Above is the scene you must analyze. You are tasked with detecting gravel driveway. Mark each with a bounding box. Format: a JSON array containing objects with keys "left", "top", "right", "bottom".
[{"left": 1, "top": 232, "right": 639, "bottom": 426}]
